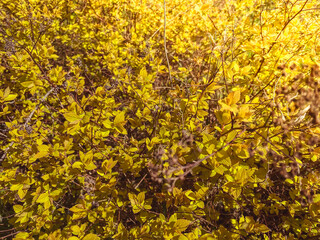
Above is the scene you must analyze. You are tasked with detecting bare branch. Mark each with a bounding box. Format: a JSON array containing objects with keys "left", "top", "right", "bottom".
[{"left": 163, "top": 0, "right": 172, "bottom": 85}]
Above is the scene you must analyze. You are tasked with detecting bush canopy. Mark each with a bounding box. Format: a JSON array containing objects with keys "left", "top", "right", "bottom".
[{"left": 1, "top": 0, "right": 320, "bottom": 239}]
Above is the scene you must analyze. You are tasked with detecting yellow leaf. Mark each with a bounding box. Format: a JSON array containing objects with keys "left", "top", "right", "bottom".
[
  {"left": 226, "top": 90, "right": 241, "bottom": 105},
  {"left": 85, "top": 162, "right": 97, "bottom": 170},
  {"left": 185, "top": 190, "right": 196, "bottom": 200},
  {"left": 64, "top": 111, "right": 84, "bottom": 124},
  {"left": 201, "top": 4, "right": 210, "bottom": 11},
  {"left": 226, "top": 130, "right": 238, "bottom": 142},
  {"left": 199, "top": 234, "right": 215, "bottom": 240},
  {"left": 71, "top": 225, "right": 81, "bottom": 235},
  {"left": 254, "top": 224, "right": 270, "bottom": 233},
  {"left": 179, "top": 235, "right": 188, "bottom": 240},
  {"left": 197, "top": 201, "right": 205, "bottom": 208},
  {"left": 174, "top": 219, "right": 191, "bottom": 233},
  {"left": 83, "top": 233, "right": 100, "bottom": 240},
  {"left": 241, "top": 65, "right": 251, "bottom": 75},
  {"left": 215, "top": 165, "right": 227, "bottom": 175},
  {"left": 18, "top": 188, "right": 28, "bottom": 200},
  {"left": 206, "top": 82, "right": 221, "bottom": 93},
  {"left": 197, "top": 109, "right": 208, "bottom": 117},
  {"left": 20, "top": 81, "right": 35, "bottom": 88},
  {"left": 137, "top": 192, "right": 145, "bottom": 204},
  {"left": 115, "top": 125, "right": 127, "bottom": 135},
  {"left": 36, "top": 192, "right": 49, "bottom": 203},
  {"left": 128, "top": 193, "right": 137, "bottom": 206},
  {"left": 3, "top": 87, "right": 10, "bottom": 98},
  {"left": 34, "top": 144, "right": 49, "bottom": 159},
  {"left": 102, "top": 159, "right": 117, "bottom": 172},
  {"left": 238, "top": 105, "right": 252, "bottom": 119},
  {"left": 14, "top": 232, "right": 30, "bottom": 239},
  {"left": 38, "top": 144, "right": 49, "bottom": 152},
  {"left": 169, "top": 213, "right": 177, "bottom": 223},
  {"left": 313, "top": 194, "right": 320, "bottom": 203},
  {"left": 102, "top": 119, "right": 112, "bottom": 128},
  {"left": 219, "top": 102, "right": 239, "bottom": 113},
  {"left": 72, "top": 161, "right": 83, "bottom": 169},
  {"left": 10, "top": 184, "right": 23, "bottom": 191},
  {"left": 215, "top": 110, "right": 231, "bottom": 125},
  {"left": 4, "top": 94, "right": 17, "bottom": 102},
  {"left": 70, "top": 204, "right": 86, "bottom": 212},
  {"left": 13, "top": 205, "right": 23, "bottom": 213},
  {"left": 114, "top": 111, "right": 126, "bottom": 126},
  {"left": 230, "top": 187, "right": 241, "bottom": 199}
]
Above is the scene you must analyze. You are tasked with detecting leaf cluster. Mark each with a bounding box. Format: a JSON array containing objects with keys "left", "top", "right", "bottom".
[{"left": 1, "top": 0, "right": 320, "bottom": 239}]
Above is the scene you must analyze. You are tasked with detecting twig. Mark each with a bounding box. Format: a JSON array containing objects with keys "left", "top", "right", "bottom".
[
  {"left": 0, "top": 132, "right": 8, "bottom": 138},
  {"left": 0, "top": 231, "right": 20, "bottom": 240},
  {"left": 148, "top": 2, "right": 198, "bottom": 40},
  {"left": 0, "top": 142, "right": 13, "bottom": 163},
  {"left": 134, "top": 173, "right": 148, "bottom": 189},
  {"left": 253, "top": 0, "right": 309, "bottom": 79},
  {"left": 0, "top": 88, "right": 54, "bottom": 163},
  {"left": 163, "top": 0, "right": 172, "bottom": 85},
  {"left": 0, "top": 228, "right": 15, "bottom": 233},
  {"left": 170, "top": 129, "right": 246, "bottom": 188},
  {"left": 24, "top": 88, "right": 55, "bottom": 128}
]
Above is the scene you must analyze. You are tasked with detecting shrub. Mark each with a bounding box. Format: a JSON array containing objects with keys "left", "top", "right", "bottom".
[{"left": 1, "top": 0, "right": 320, "bottom": 239}]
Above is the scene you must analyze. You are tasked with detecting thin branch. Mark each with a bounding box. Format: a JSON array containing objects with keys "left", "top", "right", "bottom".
[
  {"left": 134, "top": 173, "right": 148, "bottom": 189},
  {"left": 0, "top": 88, "right": 54, "bottom": 163},
  {"left": 24, "top": 88, "right": 55, "bottom": 128},
  {"left": 170, "top": 129, "right": 246, "bottom": 188},
  {"left": 0, "top": 231, "right": 20, "bottom": 240},
  {"left": 0, "top": 228, "right": 15, "bottom": 233},
  {"left": 253, "top": 0, "right": 309, "bottom": 79},
  {"left": 163, "top": 0, "right": 172, "bottom": 85}
]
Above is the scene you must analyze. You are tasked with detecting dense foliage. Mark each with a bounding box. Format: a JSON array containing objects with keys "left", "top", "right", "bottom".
[{"left": 1, "top": 0, "right": 320, "bottom": 239}]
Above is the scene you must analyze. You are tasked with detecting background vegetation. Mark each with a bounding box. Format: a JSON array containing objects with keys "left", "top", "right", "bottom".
[{"left": 1, "top": 0, "right": 320, "bottom": 239}]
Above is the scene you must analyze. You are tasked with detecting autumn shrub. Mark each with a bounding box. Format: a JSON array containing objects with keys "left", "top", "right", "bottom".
[{"left": 1, "top": 0, "right": 320, "bottom": 239}]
